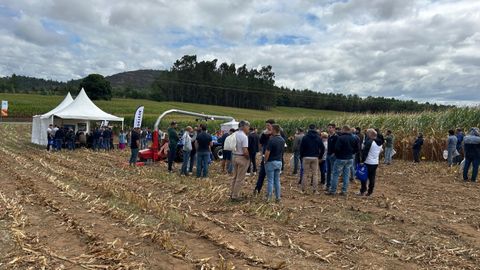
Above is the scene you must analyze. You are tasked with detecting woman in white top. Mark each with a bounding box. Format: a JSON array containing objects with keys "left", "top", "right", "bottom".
[{"left": 359, "top": 129, "right": 383, "bottom": 196}]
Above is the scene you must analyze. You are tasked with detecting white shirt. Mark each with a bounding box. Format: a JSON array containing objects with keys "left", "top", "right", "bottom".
[
  {"left": 234, "top": 130, "right": 248, "bottom": 155},
  {"left": 182, "top": 132, "right": 192, "bottom": 151},
  {"left": 365, "top": 141, "right": 382, "bottom": 165},
  {"left": 322, "top": 140, "right": 328, "bottom": 160}
]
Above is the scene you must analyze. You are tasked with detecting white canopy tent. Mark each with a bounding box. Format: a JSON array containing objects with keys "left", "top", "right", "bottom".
[
  {"left": 31, "top": 92, "right": 73, "bottom": 145},
  {"left": 220, "top": 120, "right": 239, "bottom": 132},
  {"left": 31, "top": 89, "right": 124, "bottom": 146}
]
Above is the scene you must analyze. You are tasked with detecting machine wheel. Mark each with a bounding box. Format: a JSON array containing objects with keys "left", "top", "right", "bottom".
[{"left": 213, "top": 146, "right": 223, "bottom": 160}]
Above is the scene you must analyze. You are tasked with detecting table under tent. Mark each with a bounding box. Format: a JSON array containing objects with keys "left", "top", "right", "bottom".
[{"left": 31, "top": 88, "right": 124, "bottom": 146}]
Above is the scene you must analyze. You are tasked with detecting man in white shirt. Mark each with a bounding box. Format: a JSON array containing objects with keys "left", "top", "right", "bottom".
[{"left": 230, "top": 120, "right": 250, "bottom": 201}]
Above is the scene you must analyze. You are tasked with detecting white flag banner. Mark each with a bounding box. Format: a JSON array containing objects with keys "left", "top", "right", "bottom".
[
  {"left": 101, "top": 120, "right": 109, "bottom": 127},
  {"left": 133, "top": 106, "right": 144, "bottom": 128}
]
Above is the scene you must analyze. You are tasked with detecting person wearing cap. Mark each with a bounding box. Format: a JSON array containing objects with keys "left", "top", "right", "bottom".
[
  {"left": 463, "top": 128, "right": 480, "bottom": 182},
  {"left": 167, "top": 121, "right": 179, "bottom": 173},
  {"left": 230, "top": 120, "right": 250, "bottom": 201},
  {"left": 412, "top": 133, "right": 424, "bottom": 163},
  {"left": 129, "top": 127, "right": 141, "bottom": 166}
]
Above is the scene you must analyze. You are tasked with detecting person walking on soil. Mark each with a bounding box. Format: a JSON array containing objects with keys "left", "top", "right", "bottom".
[
  {"left": 167, "top": 121, "right": 179, "bottom": 173},
  {"left": 129, "top": 128, "right": 140, "bottom": 166},
  {"left": 447, "top": 129, "right": 458, "bottom": 167},
  {"left": 412, "top": 133, "right": 424, "bottom": 163},
  {"left": 463, "top": 128, "right": 480, "bottom": 182},
  {"left": 265, "top": 124, "right": 285, "bottom": 202},
  {"left": 358, "top": 129, "right": 383, "bottom": 196},
  {"left": 230, "top": 121, "right": 250, "bottom": 202},
  {"left": 299, "top": 124, "right": 325, "bottom": 194},
  {"left": 327, "top": 125, "right": 359, "bottom": 196},
  {"left": 384, "top": 130, "right": 394, "bottom": 165}
]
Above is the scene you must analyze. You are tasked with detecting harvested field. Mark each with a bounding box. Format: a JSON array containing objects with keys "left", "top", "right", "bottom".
[{"left": 1, "top": 123, "right": 479, "bottom": 269}]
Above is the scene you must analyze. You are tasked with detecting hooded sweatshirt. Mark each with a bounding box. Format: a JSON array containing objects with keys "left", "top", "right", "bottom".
[
  {"left": 300, "top": 130, "right": 325, "bottom": 159},
  {"left": 464, "top": 128, "right": 480, "bottom": 160}
]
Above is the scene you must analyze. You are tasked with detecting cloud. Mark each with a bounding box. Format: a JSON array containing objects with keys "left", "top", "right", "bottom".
[{"left": 0, "top": 0, "right": 479, "bottom": 105}]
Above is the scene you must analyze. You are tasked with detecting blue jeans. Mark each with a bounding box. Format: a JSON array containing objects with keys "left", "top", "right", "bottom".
[
  {"left": 67, "top": 140, "right": 75, "bottom": 150},
  {"left": 266, "top": 160, "right": 282, "bottom": 200},
  {"left": 463, "top": 158, "right": 479, "bottom": 182},
  {"left": 293, "top": 152, "right": 300, "bottom": 174},
  {"left": 326, "top": 155, "right": 336, "bottom": 188},
  {"left": 104, "top": 139, "right": 111, "bottom": 150},
  {"left": 129, "top": 148, "right": 139, "bottom": 165},
  {"left": 330, "top": 159, "right": 353, "bottom": 194},
  {"left": 196, "top": 152, "right": 210, "bottom": 178},
  {"left": 55, "top": 139, "right": 63, "bottom": 151},
  {"left": 447, "top": 147, "right": 456, "bottom": 166},
  {"left": 384, "top": 147, "right": 393, "bottom": 164},
  {"left": 181, "top": 150, "right": 191, "bottom": 175}
]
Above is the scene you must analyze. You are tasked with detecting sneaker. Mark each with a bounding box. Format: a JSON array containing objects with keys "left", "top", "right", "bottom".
[
  {"left": 253, "top": 172, "right": 257, "bottom": 176},
  {"left": 313, "top": 191, "right": 320, "bottom": 195},
  {"left": 246, "top": 173, "right": 251, "bottom": 176},
  {"left": 356, "top": 192, "right": 365, "bottom": 196},
  {"left": 339, "top": 192, "right": 347, "bottom": 196},
  {"left": 325, "top": 191, "right": 335, "bottom": 196}
]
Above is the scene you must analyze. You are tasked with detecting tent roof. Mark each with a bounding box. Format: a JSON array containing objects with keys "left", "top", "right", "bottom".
[
  {"left": 39, "top": 92, "right": 73, "bottom": 118},
  {"left": 53, "top": 88, "right": 123, "bottom": 122}
]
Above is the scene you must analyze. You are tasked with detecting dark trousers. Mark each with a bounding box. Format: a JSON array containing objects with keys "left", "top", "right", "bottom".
[
  {"left": 255, "top": 159, "right": 266, "bottom": 192},
  {"left": 168, "top": 145, "right": 176, "bottom": 172},
  {"left": 247, "top": 152, "right": 257, "bottom": 173},
  {"left": 320, "top": 160, "right": 326, "bottom": 185},
  {"left": 413, "top": 149, "right": 421, "bottom": 162},
  {"left": 189, "top": 148, "right": 196, "bottom": 173},
  {"left": 360, "top": 164, "right": 378, "bottom": 195},
  {"left": 326, "top": 155, "right": 336, "bottom": 188},
  {"left": 463, "top": 158, "right": 480, "bottom": 182}
]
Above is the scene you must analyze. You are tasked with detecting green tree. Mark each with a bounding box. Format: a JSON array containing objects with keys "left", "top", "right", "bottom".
[{"left": 80, "top": 74, "right": 112, "bottom": 100}]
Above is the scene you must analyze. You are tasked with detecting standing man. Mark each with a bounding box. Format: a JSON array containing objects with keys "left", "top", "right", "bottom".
[
  {"left": 167, "top": 121, "right": 179, "bottom": 173},
  {"left": 384, "top": 130, "right": 394, "bottom": 165},
  {"left": 195, "top": 124, "right": 212, "bottom": 178},
  {"left": 327, "top": 125, "right": 359, "bottom": 196},
  {"left": 412, "top": 133, "right": 424, "bottom": 163},
  {"left": 447, "top": 129, "right": 458, "bottom": 167},
  {"left": 230, "top": 120, "right": 250, "bottom": 202},
  {"left": 299, "top": 124, "right": 325, "bottom": 194},
  {"left": 463, "top": 128, "right": 480, "bottom": 182},
  {"left": 247, "top": 127, "right": 260, "bottom": 176},
  {"left": 292, "top": 128, "right": 305, "bottom": 175},
  {"left": 181, "top": 126, "right": 193, "bottom": 176},
  {"left": 326, "top": 123, "right": 338, "bottom": 191},
  {"left": 129, "top": 128, "right": 140, "bottom": 166},
  {"left": 455, "top": 128, "right": 465, "bottom": 164},
  {"left": 254, "top": 119, "right": 275, "bottom": 195},
  {"left": 265, "top": 124, "right": 285, "bottom": 202}
]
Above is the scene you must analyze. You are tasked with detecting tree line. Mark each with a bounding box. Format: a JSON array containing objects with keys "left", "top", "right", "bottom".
[{"left": 0, "top": 55, "right": 451, "bottom": 112}]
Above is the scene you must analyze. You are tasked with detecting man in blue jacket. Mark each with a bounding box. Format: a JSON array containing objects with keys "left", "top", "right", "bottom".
[
  {"left": 299, "top": 124, "right": 325, "bottom": 194},
  {"left": 327, "top": 125, "right": 359, "bottom": 196}
]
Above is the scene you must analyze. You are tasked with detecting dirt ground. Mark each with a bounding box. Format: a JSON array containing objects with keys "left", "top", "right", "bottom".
[{"left": 1, "top": 123, "right": 479, "bottom": 270}]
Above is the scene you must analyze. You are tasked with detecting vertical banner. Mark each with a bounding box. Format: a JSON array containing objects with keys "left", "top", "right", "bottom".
[
  {"left": 133, "top": 106, "right": 144, "bottom": 128},
  {"left": 101, "top": 120, "right": 109, "bottom": 127},
  {"left": 1, "top": 100, "right": 7, "bottom": 117}
]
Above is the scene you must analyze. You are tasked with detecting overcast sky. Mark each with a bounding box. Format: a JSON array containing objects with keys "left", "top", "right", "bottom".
[{"left": 1, "top": 0, "right": 479, "bottom": 105}]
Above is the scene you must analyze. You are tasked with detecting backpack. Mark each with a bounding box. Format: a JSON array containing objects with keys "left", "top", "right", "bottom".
[{"left": 223, "top": 133, "right": 237, "bottom": 152}]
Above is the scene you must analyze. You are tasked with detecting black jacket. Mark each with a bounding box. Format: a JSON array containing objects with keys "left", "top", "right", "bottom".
[
  {"left": 412, "top": 137, "right": 424, "bottom": 150},
  {"left": 334, "top": 133, "right": 359, "bottom": 160},
  {"left": 300, "top": 130, "right": 325, "bottom": 159},
  {"left": 327, "top": 133, "right": 338, "bottom": 155},
  {"left": 248, "top": 132, "right": 260, "bottom": 153}
]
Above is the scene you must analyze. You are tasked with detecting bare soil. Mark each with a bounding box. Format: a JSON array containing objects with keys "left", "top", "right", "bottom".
[{"left": 0, "top": 124, "right": 479, "bottom": 269}]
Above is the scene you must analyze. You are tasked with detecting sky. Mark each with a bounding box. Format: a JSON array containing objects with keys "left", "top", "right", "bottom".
[{"left": 0, "top": 0, "right": 479, "bottom": 105}]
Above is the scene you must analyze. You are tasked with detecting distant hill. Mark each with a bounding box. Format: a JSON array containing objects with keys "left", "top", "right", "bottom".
[{"left": 106, "top": 69, "right": 165, "bottom": 89}]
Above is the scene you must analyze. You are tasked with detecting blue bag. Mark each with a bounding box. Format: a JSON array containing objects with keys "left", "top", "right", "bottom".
[{"left": 355, "top": 164, "right": 368, "bottom": 182}]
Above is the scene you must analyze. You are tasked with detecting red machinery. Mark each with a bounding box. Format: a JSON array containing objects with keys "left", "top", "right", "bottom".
[{"left": 138, "top": 109, "right": 235, "bottom": 163}]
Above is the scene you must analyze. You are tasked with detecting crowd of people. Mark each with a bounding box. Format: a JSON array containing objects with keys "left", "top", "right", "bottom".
[{"left": 47, "top": 119, "right": 480, "bottom": 202}]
